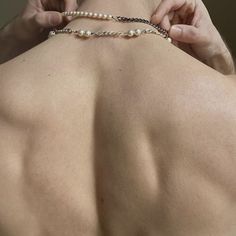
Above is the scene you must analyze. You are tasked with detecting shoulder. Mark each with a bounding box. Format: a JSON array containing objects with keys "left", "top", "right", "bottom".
[{"left": 0, "top": 54, "right": 47, "bottom": 125}]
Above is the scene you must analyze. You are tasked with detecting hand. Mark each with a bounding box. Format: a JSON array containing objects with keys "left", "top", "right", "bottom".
[
  {"left": 151, "top": 0, "right": 235, "bottom": 74},
  {"left": 17, "top": 0, "right": 78, "bottom": 42},
  {"left": 0, "top": 0, "right": 78, "bottom": 64}
]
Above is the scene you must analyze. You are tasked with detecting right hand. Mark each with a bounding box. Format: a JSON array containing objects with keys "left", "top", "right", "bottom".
[
  {"left": 16, "top": 0, "right": 78, "bottom": 42},
  {"left": 151, "top": 0, "right": 231, "bottom": 65}
]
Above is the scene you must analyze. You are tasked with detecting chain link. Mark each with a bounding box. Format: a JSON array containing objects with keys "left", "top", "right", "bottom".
[{"left": 115, "top": 16, "right": 169, "bottom": 38}]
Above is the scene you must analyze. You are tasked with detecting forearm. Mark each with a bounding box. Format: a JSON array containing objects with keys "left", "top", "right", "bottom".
[
  {"left": 205, "top": 43, "right": 235, "bottom": 75},
  {"left": 207, "top": 51, "right": 235, "bottom": 75}
]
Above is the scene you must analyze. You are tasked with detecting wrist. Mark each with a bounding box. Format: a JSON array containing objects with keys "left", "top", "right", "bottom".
[
  {"left": 0, "top": 16, "right": 40, "bottom": 63},
  {"left": 0, "top": 16, "right": 19, "bottom": 45},
  {"left": 205, "top": 43, "right": 235, "bottom": 75},
  {"left": 4, "top": 15, "right": 42, "bottom": 43},
  {"left": 199, "top": 26, "right": 235, "bottom": 74},
  {"left": 0, "top": 17, "right": 25, "bottom": 63},
  {"left": 12, "top": 15, "right": 36, "bottom": 42}
]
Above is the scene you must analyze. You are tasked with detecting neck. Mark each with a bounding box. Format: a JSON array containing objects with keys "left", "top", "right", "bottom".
[{"left": 77, "top": 0, "right": 160, "bottom": 20}]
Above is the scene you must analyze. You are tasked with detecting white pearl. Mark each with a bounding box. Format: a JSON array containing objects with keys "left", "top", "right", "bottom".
[
  {"left": 128, "top": 30, "right": 135, "bottom": 37},
  {"left": 107, "top": 15, "right": 113, "bottom": 20},
  {"left": 102, "top": 14, "right": 108, "bottom": 19},
  {"left": 84, "top": 31, "right": 92, "bottom": 37},
  {"left": 80, "top": 11, "right": 84, "bottom": 16},
  {"left": 93, "top": 13, "right": 98, "bottom": 18},
  {"left": 167, "top": 37, "right": 172, "bottom": 43},
  {"left": 84, "top": 12, "right": 89, "bottom": 16},
  {"left": 134, "top": 29, "right": 142, "bottom": 36},
  {"left": 49, "top": 31, "right": 56, "bottom": 37},
  {"left": 78, "top": 30, "right": 85, "bottom": 37},
  {"left": 88, "top": 12, "right": 93, "bottom": 17},
  {"left": 98, "top": 13, "right": 103, "bottom": 19},
  {"left": 145, "top": 29, "right": 151, "bottom": 33}
]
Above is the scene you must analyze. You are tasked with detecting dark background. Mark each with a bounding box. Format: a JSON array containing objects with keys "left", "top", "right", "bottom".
[
  {"left": 204, "top": 0, "right": 236, "bottom": 60},
  {"left": 0, "top": 0, "right": 235, "bottom": 58}
]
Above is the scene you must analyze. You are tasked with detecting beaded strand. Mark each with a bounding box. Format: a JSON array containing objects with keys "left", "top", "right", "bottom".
[
  {"left": 49, "top": 28, "right": 171, "bottom": 41},
  {"left": 62, "top": 11, "right": 169, "bottom": 39},
  {"left": 48, "top": 11, "right": 172, "bottom": 42},
  {"left": 63, "top": 11, "right": 113, "bottom": 20}
]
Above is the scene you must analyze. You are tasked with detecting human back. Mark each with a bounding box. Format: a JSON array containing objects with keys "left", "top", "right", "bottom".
[{"left": 0, "top": 1, "right": 236, "bottom": 236}]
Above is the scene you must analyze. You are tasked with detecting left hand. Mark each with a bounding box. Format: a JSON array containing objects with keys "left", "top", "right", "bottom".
[
  {"left": 16, "top": 0, "right": 78, "bottom": 42},
  {"left": 150, "top": 0, "right": 235, "bottom": 74}
]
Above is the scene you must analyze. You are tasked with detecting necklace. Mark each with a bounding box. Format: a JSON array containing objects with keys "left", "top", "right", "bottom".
[{"left": 49, "top": 11, "right": 172, "bottom": 42}]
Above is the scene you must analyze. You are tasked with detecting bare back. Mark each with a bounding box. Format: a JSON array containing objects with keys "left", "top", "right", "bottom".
[{"left": 0, "top": 26, "right": 236, "bottom": 236}]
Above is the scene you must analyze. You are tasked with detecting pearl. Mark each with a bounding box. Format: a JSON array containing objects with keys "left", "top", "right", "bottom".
[
  {"left": 108, "top": 15, "right": 113, "bottom": 19},
  {"left": 102, "top": 14, "right": 108, "bottom": 19},
  {"left": 84, "top": 12, "right": 89, "bottom": 16},
  {"left": 93, "top": 13, "right": 98, "bottom": 18},
  {"left": 78, "top": 30, "right": 85, "bottom": 37},
  {"left": 134, "top": 29, "right": 142, "bottom": 36},
  {"left": 167, "top": 37, "right": 172, "bottom": 43},
  {"left": 98, "top": 13, "right": 103, "bottom": 19},
  {"left": 127, "top": 30, "right": 135, "bottom": 37},
  {"left": 144, "top": 29, "right": 151, "bottom": 34},
  {"left": 88, "top": 12, "right": 93, "bottom": 17},
  {"left": 80, "top": 11, "right": 84, "bottom": 16},
  {"left": 49, "top": 31, "right": 56, "bottom": 37},
  {"left": 84, "top": 31, "right": 92, "bottom": 37}
]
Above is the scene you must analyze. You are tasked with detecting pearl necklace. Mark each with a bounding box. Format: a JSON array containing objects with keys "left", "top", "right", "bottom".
[{"left": 49, "top": 11, "right": 172, "bottom": 42}]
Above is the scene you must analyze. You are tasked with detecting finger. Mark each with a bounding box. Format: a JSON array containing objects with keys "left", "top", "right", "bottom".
[
  {"left": 177, "top": 0, "right": 195, "bottom": 20},
  {"left": 171, "top": 13, "right": 181, "bottom": 25},
  {"left": 160, "top": 15, "right": 171, "bottom": 31},
  {"left": 65, "top": 0, "right": 79, "bottom": 21},
  {"left": 151, "top": 0, "right": 185, "bottom": 24},
  {"left": 191, "top": 5, "right": 201, "bottom": 26},
  {"left": 65, "top": 0, "right": 78, "bottom": 11},
  {"left": 169, "top": 24, "right": 202, "bottom": 43},
  {"left": 168, "top": 12, "right": 175, "bottom": 21},
  {"left": 34, "top": 11, "right": 63, "bottom": 28}
]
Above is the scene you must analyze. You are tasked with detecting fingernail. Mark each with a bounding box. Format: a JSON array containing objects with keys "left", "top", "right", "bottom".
[{"left": 171, "top": 26, "right": 182, "bottom": 36}]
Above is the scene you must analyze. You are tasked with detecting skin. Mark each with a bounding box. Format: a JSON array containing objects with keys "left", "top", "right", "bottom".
[
  {"left": 0, "top": 0, "right": 78, "bottom": 63},
  {"left": 151, "top": 0, "right": 235, "bottom": 75},
  {"left": 0, "top": 0, "right": 234, "bottom": 74},
  {"left": 0, "top": 0, "right": 236, "bottom": 235}
]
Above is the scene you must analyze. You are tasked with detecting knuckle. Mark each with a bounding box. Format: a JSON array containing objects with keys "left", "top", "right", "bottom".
[{"left": 34, "top": 13, "right": 41, "bottom": 24}]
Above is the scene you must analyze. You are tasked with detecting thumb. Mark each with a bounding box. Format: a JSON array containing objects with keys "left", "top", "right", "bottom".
[
  {"left": 34, "top": 11, "right": 63, "bottom": 28},
  {"left": 169, "top": 25, "right": 201, "bottom": 44}
]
